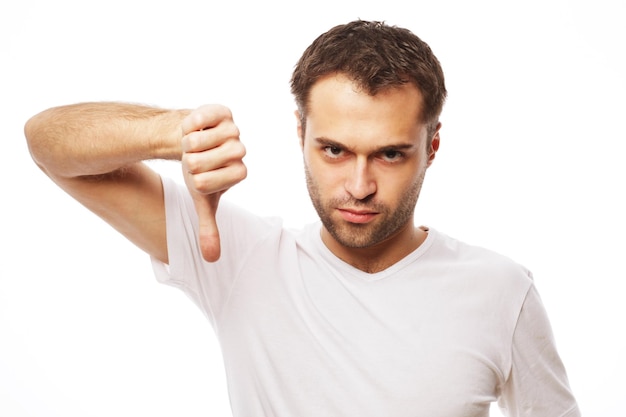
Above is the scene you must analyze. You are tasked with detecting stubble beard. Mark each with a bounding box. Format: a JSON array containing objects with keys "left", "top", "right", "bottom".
[{"left": 304, "top": 165, "right": 425, "bottom": 249}]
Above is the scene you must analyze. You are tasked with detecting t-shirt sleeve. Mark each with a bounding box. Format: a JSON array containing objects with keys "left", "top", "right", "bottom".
[
  {"left": 497, "top": 284, "right": 580, "bottom": 416},
  {"left": 151, "top": 176, "right": 282, "bottom": 329}
]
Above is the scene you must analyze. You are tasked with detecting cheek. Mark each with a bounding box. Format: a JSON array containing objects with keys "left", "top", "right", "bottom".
[
  {"left": 378, "top": 165, "right": 423, "bottom": 195},
  {"left": 312, "top": 166, "right": 341, "bottom": 191},
  {"left": 305, "top": 159, "right": 344, "bottom": 193}
]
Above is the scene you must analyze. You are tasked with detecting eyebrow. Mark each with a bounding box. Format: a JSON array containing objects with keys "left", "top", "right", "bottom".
[{"left": 314, "top": 137, "right": 416, "bottom": 153}]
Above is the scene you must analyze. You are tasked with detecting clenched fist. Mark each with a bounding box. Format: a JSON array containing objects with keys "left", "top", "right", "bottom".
[{"left": 181, "top": 104, "right": 247, "bottom": 262}]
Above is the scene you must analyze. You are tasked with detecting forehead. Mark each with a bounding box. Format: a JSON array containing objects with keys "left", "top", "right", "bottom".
[{"left": 305, "top": 74, "right": 426, "bottom": 146}]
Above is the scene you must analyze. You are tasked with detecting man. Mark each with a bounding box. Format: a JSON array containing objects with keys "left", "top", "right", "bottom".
[{"left": 25, "top": 20, "right": 579, "bottom": 417}]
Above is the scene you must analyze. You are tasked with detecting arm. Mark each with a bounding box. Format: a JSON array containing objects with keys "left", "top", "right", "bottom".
[
  {"left": 25, "top": 102, "right": 245, "bottom": 264},
  {"left": 498, "top": 284, "right": 580, "bottom": 416}
]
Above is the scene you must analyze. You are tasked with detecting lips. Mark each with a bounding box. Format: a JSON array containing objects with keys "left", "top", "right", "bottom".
[{"left": 337, "top": 208, "right": 378, "bottom": 224}]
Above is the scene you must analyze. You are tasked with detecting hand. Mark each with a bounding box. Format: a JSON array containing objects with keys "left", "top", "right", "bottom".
[{"left": 181, "top": 105, "right": 247, "bottom": 262}]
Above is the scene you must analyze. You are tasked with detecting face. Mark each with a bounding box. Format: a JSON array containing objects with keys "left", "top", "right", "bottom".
[{"left": 298, "top": 74, "right": 439, "bottom": 251}]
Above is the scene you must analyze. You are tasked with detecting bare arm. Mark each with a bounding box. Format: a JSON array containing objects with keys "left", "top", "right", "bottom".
[
  {"left": 25, "top": 102, "right": 246, "bottom": 264},
  {"left": 25, "top": 102, "right": 186, "bottom": 177}
]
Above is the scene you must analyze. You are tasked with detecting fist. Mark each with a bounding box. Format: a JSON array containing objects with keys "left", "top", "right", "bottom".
[{"left": 181, "top": 104, "right": 247, "bottom": 262}]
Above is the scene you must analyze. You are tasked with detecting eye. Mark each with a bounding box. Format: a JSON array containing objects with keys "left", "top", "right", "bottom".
[
  {"left": 323, "top": 145, "right": 345, "bottom": 158},
  {"left": 380, "top": 149, "right": 404, "bottom": 162}
]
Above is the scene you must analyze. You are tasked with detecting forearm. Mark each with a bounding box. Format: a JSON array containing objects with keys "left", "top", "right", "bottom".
[{"left": 25, "top": 102, "right": 190, "bottom": 178}]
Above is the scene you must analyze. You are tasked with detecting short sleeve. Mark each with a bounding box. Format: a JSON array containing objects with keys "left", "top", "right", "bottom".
[
  {"left": 150, "top": 176, "right": 283, "bottom": 329},
  {"left": 497, "top": 284, "right": 580, "bottom": 417}
]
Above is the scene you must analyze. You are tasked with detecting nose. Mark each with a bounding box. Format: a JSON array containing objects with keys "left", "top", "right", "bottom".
[{"left": 345, "top": 157, "right": 376, "bottom": 200}]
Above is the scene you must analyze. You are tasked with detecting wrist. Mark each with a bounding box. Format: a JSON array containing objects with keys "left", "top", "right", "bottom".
[{"left": 150, "top": 109, "right": 192, "bottom": 161}]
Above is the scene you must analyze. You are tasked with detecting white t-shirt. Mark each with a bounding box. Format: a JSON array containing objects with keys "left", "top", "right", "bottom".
[{"left": 152, "top": 177, "right": 580, "bottom": 417}]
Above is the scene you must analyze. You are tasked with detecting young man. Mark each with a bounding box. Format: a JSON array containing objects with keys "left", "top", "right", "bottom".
[{"left": 25, "top": 20, "right": 579, "bottom": 417}]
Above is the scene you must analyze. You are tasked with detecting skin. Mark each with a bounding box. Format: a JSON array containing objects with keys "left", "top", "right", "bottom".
[
  {"left": 24, "top": 74, "right": 438, "bottom": 272},
  {"left": 24, "top": 103, "right": 246, "bottom": 264},
  {"left": 297, "top": 73, "right": 440, "bottom": 273}
]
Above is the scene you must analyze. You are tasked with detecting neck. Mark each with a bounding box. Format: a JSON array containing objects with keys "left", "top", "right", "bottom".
[{"left": 321, "top": 224, "right": 428, "bottom": 274}]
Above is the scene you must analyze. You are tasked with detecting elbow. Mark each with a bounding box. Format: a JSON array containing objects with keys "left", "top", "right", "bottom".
[
  {"left": 24, "top": 111, "right": 47, "bottom": 168},
  {"left": 24, "top": 109, "right": 65, "bottom": 176}
]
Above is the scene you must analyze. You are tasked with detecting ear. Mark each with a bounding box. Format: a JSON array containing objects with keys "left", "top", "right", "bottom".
[
  {"left": 295, "top": 110, "right": 304, "bottom": 149},
  {"left": 426, "top": 122, "right": 441, "bottom": 167}
]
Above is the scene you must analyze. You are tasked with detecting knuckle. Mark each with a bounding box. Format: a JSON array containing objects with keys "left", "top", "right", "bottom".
[
  {"left": 220, "top": 123, "right": 239, "bottom": 141},
  {"left": 234, "top": 162, "right": 248, "bottom": 181},
  {"left": 226, "top": 139, "right": 246, "bottom": 159},
  {"left": 183, "top": 154, "right": 201, "bottom": 174},
  {"left": 235, "top": 142, "right": 247, "bottom": 159},
  {"left": 219, "top": 105, "right": 233, "bottom": 120},
  {"left": 230, "top": 124, "right": 240, "bottom": 138},
  {"left": 182, "top": 132, "right": 200, "bottom": 152},
  {"left": 187, "top": 111, "right": 206, "bottom": 131},
  {"left": 193, "top": 174, "right": 214, "bottom": 194}
]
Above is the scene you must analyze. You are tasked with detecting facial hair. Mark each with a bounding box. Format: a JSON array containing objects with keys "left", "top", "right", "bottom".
[{"left": 304, "top": 165, "right": 426, "bottom": 249}]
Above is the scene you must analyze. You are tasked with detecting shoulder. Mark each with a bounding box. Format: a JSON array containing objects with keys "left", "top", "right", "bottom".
[
  {"left": 162, "top": 176, "right": 283, "bottom": 232},
  {"left": 160, "top": 176, "right": 287, "bottom": 270},
  {"left": 426, "top": 228, "right": 534, "bottom": 290}
]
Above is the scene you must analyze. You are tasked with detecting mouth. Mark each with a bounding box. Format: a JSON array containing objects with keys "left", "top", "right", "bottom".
[{"left": 337, "top": 208, "right": 379, "bottom": 224}]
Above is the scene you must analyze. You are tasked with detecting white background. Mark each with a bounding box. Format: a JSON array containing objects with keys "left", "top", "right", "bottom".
[{"left": 1, "top": 0, "right": 624, "bottom": 416}]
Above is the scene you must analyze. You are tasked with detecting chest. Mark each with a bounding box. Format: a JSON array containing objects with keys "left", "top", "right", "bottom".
[{"left": 217, "top": 257, "right": 509, "bottom": 417}]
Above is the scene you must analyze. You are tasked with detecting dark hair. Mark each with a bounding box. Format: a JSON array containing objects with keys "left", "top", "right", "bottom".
[{"left": 291, "top": 20, "right": 447, "bottom": 135}]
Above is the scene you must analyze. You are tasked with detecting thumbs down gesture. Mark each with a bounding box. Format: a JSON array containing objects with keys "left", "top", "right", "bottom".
[{"left": 181, "top": 104, "right": 247, "bottom": 262}]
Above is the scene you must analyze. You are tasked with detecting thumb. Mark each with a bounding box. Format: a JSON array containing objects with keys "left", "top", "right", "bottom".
[{"left": 193, "top": 192, "right": 222, "bottom": 262}]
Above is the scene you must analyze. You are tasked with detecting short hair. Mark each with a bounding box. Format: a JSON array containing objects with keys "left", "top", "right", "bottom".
[{"left": 291, "top": 20, "right": 447, "bottom": 135}]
